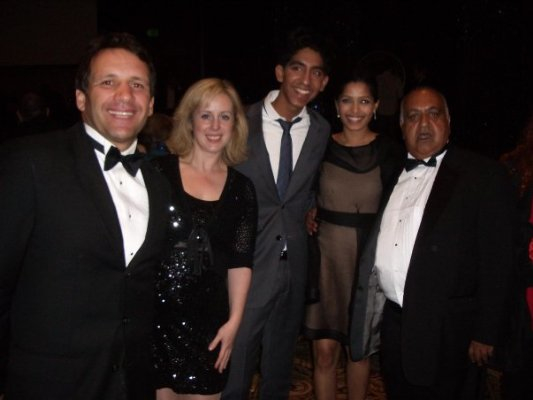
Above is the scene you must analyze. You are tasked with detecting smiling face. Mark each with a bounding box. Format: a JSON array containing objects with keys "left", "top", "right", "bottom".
[
  {"left": 273, "top": 47, "right": 329, "bottom": 119},
  {"left": 336, "top": 81, "right": 379, "bottom": 134},
  {"left": 191, "top": 93, "right": 234, "bottom": 156},
  {"left": 401, "top": 88, "right": 451, "bottom": 159},
  {"left": 75, "top": 48, "right": 154, "bottom": 151}
]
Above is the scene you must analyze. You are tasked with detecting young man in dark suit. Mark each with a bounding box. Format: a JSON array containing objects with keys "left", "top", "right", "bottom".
[
  {"left": 349, "top": 87, "right": 516, "bottom": 399},
  {"left": 0, "top": 32, "right": 170, "bottom": 400},
  {"left": 222, "top": 29, "right": 331, "bottom": 399}
]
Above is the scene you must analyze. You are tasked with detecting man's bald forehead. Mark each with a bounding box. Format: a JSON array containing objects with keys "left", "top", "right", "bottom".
[{"left": 400, "top": 87, "right": 450, "bottom": 124}]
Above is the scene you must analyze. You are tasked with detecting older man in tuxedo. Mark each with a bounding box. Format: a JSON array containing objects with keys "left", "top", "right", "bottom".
[
  {"left": 0, "top": 33, "right": 170, "bottom": 400},
  {"left": 349, "top": 87, "right": 515, "bottom": 399}
]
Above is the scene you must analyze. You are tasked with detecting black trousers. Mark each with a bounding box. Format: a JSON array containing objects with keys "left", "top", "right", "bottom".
[{"left": 380, "top": 300, "right": 486, "bottom": 400}]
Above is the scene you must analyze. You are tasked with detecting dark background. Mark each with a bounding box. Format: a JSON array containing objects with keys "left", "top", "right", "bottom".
[{"left": 2, "top": 0, "right": 532, "bottom": 157}]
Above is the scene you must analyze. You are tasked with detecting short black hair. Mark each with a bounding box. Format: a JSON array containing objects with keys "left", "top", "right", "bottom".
[
  {"left": 75, "top": 32, "right": 156, "bottom": 95},
  {"left": 276, "top": 27, "right": 332, "bottom": 75}
]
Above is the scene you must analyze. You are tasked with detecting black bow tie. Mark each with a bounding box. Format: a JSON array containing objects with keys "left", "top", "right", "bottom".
[
  {"left": 404, "top": 145, "right": 449, "bottom": 172},
  {"left": 104, "top": 146, "right": 144, "bottom": 176},
  {"left": 405, "top": 156, "right": 437, "bottom": 171},
  {"left": 89, "top": 136, "right": 144, "bottom": 176}
]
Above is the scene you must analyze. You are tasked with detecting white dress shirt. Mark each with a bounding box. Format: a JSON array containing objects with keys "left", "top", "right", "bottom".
[
  {"left": 374, "top": 151, "right": 446, "bottom": 306},
  {"left": 84, "top": 124, "right": 149, "bottom": 266},
  {"left": 262, "top": 90, "right": 310, "bottom": 181}
]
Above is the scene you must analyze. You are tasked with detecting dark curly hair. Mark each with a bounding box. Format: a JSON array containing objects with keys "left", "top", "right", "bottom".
[{"left": 276, "top": 27, "right": 332, "bottom": 75}]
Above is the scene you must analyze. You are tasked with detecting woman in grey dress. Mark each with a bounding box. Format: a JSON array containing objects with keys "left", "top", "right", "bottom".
[{"left": 303, "top": 72, "right": 403, "bottom": 400}]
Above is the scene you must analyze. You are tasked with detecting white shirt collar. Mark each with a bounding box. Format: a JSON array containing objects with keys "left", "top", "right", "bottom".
[
  {"left": 262, "top": 90, "right": 308, "bottom": 122},
  {"left": 407, "top": 148, "right": 447, "bottom": 163},
  {"left": 83, "top": 123, "right": 138, "bottom": 155}
]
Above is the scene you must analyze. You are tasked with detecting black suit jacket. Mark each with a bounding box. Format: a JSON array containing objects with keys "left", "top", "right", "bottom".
[
  {"left": 350, "top": 146, "right": 516, "bottom": 385},
  {"left": 0, "top": 123, "right": 170, "bottom": 399}
]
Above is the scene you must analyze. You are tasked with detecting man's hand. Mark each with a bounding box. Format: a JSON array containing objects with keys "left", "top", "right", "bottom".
[{"left": 468, "top": 340, "right": 493, "bottom": 366}]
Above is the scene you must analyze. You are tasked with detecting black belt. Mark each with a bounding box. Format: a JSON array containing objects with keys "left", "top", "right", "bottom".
[
  {"left": 280, "top": 249, "right": 288, "bottom": 260},
  {"left": 317, "top": 207, "right": 376, "bottom": 229}
]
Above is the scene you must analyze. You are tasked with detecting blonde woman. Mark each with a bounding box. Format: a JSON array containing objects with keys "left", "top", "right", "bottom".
[{"left": 153, "top": 78, "right": 257, "bottom": 400}]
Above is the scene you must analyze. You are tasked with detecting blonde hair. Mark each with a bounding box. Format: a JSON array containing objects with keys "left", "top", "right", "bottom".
[{"left": 168, "top": 78, "right": 248, "bottom": 166}]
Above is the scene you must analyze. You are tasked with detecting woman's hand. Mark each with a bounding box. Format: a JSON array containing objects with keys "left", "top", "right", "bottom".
[
  {"left": 208, "top": 319, "right": 240, "bottom": 373},
  {"left": 306, "top": 207, "right": 319, "bottom": 235}
]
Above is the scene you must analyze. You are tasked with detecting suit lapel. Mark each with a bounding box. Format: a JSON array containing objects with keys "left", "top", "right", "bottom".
[
  {"left": 72, "top": 124, "right": 124, "bottom": 251},
  {"left": 414, "top": 149, "right": 459, "bottom": 243},
  {"left": 131, "top": 162, "right": 168, "bottom": 264},
  {"left": 247, "top": 105, "right": 279, "bottom": 198},
  {"left": 285, "top": 112, "right": 325, "bottom": 200},
  {"left": 246, "top": 102, "right": 325, "bottom": 202}
]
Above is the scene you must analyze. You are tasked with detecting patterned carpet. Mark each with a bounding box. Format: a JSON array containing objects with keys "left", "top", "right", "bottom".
[{"left": 249, "top": 336, "right": 503, "bottom": 400}]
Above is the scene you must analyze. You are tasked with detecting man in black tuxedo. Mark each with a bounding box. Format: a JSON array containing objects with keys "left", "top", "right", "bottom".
[
  {"left": 0, "top": 32, "right": 170, "bottom": 400},
  {"left": 349, "top": 87, "right": 515, "bottom": 399}
]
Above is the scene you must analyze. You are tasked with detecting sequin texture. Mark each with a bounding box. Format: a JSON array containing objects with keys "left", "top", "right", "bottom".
[{"left": 152, "top": 155, "right": 257, "bottom": 394}]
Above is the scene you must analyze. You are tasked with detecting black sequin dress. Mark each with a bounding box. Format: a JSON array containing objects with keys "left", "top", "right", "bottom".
[{"left": 153, "top": 155, "right": 257, "bottom": 394}]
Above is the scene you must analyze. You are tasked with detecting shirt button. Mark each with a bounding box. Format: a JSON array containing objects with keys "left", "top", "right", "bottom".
[{"left": 276, "top": 235, "right": 282, "bottom": 241}]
